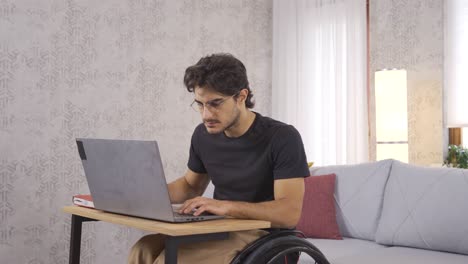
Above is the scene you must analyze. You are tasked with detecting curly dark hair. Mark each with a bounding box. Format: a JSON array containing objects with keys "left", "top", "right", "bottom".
[{"left": 183, "top": 53, "right": 255, "bottom": 108}]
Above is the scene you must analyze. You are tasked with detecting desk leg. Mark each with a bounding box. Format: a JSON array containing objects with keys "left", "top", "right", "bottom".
[
  {"left": 69, "top": 215, "right": 97, "bottom": 264},
  {"left": 164, "top": 232, "right": 229, "bottom": 264},
  {"left": 164, "top": 237, "right": 179, "bottom": 264}
]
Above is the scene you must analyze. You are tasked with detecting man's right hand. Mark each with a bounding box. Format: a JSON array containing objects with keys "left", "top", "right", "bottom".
[{"left": 167, "top": 169, "right": 210, "bottom": 204}]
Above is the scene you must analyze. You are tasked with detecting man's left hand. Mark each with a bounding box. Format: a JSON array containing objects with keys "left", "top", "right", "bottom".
[{"left": 179, "top": 196, "right": 231, "bottom": 216}]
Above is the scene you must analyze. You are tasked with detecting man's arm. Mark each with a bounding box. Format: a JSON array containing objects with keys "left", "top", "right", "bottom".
[
  {"left": 167, "top": 169, "right": 210, "bottom": 204},
  {"left": 179, "top": 177, "right": 305, "bottom": 228}
]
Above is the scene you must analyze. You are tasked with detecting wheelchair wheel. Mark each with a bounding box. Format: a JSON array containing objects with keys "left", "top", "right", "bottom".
[{"left": 238, "top": 235, "right": 330, "bottom": 264}]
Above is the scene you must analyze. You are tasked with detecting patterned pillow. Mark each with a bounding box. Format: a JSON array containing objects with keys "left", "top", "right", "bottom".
[
  {"left": 375, "top": 161, "right": 468, "bottom": 255},
  {"left": 309, "top": 159, "right": 393, "bottom": 240}
]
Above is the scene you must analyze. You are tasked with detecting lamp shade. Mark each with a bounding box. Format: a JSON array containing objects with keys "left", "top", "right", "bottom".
[{"left": 445, "top": 0, "right": 468, "bottom": 127}]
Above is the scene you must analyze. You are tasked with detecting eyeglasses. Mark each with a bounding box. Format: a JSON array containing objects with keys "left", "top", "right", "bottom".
[{"left": 190, "top": 94, "right": 238, "bottom": 113}]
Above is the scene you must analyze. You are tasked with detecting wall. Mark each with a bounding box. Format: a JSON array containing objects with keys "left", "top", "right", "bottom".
[
  {"left": 369, "top": 0, "right": 445, "bottom": 165},
  {"left": 0, "top": 0, "right": 272, "bottom": 263}
]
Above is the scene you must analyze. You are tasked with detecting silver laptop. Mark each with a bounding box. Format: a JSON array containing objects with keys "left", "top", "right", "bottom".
[{"left": 75, "top": 138, "right": 223, "bottom": 222}]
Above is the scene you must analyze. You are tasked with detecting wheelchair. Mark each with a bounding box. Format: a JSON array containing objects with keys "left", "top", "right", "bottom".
[{"left": 230, "top": 230, "right": 330, "bottom": 264}]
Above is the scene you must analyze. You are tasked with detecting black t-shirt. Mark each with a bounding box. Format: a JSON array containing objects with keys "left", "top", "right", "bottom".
[{"left": 187, "top": 112, "right": 309, "bottom": 203}]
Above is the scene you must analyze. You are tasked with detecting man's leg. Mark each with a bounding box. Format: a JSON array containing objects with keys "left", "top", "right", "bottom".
[
  {"left": 128, "top": 234, "right": 166, "bottom": 264},
  {"left": 154, "top": 229, "right": 269, "bottom": 264}
]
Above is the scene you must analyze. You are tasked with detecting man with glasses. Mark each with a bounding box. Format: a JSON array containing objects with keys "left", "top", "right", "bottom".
[{"left": 128, "top": 53, "right": 309, "bottom": 264}]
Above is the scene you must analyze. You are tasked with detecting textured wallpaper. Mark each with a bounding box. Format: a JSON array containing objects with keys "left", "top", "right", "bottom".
[
  {"left": 0, "top": 0, "right": 272, "bottom": 263},
  {"left": 369, "top": 0, "right": 444, "bottom": 165}
]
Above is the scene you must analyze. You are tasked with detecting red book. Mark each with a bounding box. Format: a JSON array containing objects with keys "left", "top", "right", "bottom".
[{"left": 73, "top": 194, "right": 94, "bottom": 208}]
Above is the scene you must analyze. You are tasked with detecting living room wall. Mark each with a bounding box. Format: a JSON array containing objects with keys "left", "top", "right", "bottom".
[
  {"left": 0, "top": 0, "right": 272, "bottom": 263},
  {"left": 369, "top": 0, "right": 445, "bottom": 165}
]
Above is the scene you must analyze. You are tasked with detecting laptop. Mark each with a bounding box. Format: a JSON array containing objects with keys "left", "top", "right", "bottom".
[{"left": 75, "top": 138, "right": 224, "bottom": 222}]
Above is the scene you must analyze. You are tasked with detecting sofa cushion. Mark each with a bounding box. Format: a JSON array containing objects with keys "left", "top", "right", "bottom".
[
  {"left": 332, "top": 246, "right": 468, "bottom": 264},
  {"left": 375, "top": 160, "right": 468, "bottom": 255},
  {"left": 296, "top": 174, "right": 342, "bottom": 239},
  {"left": 310, "top": 159, "right": 393, "bottom": 241},
  {"left": 298, "top": 237, "right": 387, "bottom": 263}
]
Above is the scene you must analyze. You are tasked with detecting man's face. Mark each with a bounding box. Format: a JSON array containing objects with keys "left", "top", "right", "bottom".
[{"left": 192, "top": 87, "right": 241, "bottom": 134}]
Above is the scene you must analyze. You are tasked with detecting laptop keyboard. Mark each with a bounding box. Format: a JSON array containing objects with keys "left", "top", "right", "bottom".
[
  {"left": 171, "top": 204, "right": 216, "bottom": 219},
  {"left": 173, "top": 211, "right": 214, "bottom": 218},
  {"left": 173, "top": 211, "right": 194, "bottom": 217}
]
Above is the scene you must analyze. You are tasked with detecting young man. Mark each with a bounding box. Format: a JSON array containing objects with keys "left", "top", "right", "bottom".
[{"left": 128, "top": 53, "right": 309, "bottom": 264}]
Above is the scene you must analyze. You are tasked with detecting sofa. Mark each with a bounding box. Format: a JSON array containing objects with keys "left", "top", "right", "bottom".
[{"left": 298, "top": 159, "right": 468, "bottom": 264}]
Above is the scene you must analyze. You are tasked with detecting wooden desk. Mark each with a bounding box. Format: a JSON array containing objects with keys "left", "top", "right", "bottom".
[{"left": 63, "top": 206, "right": 271, "bottom": 264}]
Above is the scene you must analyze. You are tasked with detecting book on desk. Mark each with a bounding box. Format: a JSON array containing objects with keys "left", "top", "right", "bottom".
[{"left": 73, "top": 194, "right": 94, "bottom": 208}]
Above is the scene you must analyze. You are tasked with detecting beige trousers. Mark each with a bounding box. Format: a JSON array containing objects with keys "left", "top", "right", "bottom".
[{"left": 128, "top": 229, "right": 268, "bottom": 264}]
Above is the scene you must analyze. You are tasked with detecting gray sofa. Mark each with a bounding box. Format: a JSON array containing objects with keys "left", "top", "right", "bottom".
[{"left": 300, "top": 159, "right": 468, "bottom": 264}]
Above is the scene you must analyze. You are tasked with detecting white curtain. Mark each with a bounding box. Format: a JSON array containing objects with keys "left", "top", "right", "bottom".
[
  {"left": 272, "top": 0, "right": 368, "bottom": 165},
  {"left": 445, "top": 0, "right": 468, "bottom": 128}
]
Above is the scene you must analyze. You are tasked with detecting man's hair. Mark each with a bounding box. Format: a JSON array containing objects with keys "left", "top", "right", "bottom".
[{"left": 183, "top": 53, "right": 255, "bottom": 108}]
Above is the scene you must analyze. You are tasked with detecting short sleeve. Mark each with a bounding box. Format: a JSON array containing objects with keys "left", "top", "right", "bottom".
[
  {"left": 271, "top": 125, "right": 309, "bottom": 180},
  {"left": 187, "top": 125, "right": 207, "bottom": 173}
]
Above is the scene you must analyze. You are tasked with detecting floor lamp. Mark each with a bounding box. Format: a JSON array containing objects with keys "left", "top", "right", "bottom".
[{"left": 446, "top": 0, "right": 468, "bottom": 147}]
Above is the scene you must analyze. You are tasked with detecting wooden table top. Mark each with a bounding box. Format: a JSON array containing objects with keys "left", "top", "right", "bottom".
[{"left": 63, "top": 206, "right": 271, "bottom": 236}]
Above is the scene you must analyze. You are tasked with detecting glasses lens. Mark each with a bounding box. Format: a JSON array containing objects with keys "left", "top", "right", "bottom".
[
  {"left": 206, "top": 101, "right": 222, "bottom": 110},
  {"left": 191, "top": 102, "right": 201, "bottom": 112}
]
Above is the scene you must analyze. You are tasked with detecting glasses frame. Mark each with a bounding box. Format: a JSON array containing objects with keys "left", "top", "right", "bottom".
[{"left": 190, "top": 93, "right": 239, "bottom": 113}]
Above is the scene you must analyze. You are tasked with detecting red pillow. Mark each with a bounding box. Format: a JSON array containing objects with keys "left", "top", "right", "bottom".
[{"left": 296, "top": 173, "right": 342, "bottom": 239}]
